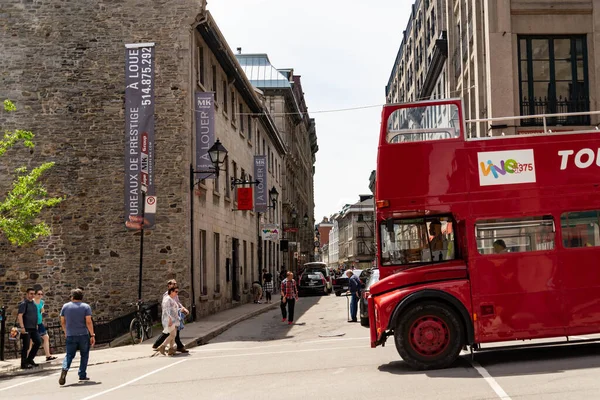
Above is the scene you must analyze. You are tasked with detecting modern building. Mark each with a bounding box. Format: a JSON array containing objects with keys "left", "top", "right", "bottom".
[
  {"left": 327, "top": 215, "right": 340, "bottom": 270},
  {"left": 237, "top": 53, "right": 318, "bottom": 275},
  {"left": 0, "top": 2, "right": 312, "bottom": 325},
  {"left": 387, "top": 0, "right": 600, "bottom": 137}
]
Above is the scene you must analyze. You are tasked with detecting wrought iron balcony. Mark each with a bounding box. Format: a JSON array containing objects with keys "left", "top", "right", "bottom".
[{"left": 521, "top": 96, "right": 590, "bottom": 126}]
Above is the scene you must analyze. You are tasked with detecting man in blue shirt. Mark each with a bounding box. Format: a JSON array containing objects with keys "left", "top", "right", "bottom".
[
  {"left": 59, "top": 288, "right": 95, "bottom": 385},
  {"left": 17, "top": 287, "right": 41, "bottom": 369},
  {"left": 346, "top": 270, "right": 362, "bottom": 322}
]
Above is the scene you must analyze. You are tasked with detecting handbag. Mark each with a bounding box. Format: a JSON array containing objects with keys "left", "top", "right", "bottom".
[
  {"left": 178, "top": 310, "right": 185, "bottom": 331},
  {"left": 9, "top": 301, "right": 28, "bottom": 341}
]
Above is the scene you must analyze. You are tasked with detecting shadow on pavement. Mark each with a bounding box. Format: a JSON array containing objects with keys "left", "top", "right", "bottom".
[
  {"left": 209, "top": 295, "right": 323, "bottom": 344},
  {"left": 61, "top": 380, "right": 102, "bottom": 388},
  {"left": 378, "top": 342, "right": 600, "bottom": 377}
]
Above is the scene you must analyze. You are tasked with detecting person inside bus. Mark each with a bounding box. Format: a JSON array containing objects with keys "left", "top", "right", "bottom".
[
  {"left": 428, "top": 219, "right": 445, "bottom": 261},
  {"left": 493, "top": 239, "right": 508, "bottom": 254}
]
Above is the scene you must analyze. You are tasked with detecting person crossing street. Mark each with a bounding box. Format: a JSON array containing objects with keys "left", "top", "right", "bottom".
[
  {"left": 153, "top": 279, "right": 189, "bottom": 353},
  {"left": 280, "top": 271, "right": 298, "bottom": 325}
]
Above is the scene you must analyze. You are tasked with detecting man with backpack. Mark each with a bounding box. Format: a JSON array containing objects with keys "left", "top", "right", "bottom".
[{"left": 17, "top": 287, "right": 42, "bottom": 369}]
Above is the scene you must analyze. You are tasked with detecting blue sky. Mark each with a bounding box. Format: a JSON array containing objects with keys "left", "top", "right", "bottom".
[{"left": 208, "top": 0, "right": 411, "bottom": 220}]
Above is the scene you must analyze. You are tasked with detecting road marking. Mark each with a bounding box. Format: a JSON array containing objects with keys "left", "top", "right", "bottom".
[
  {"left": 470, "top": 360, "right": 512, "bottom": 400},
  {"left": 190, "top": 345, "right": 364, "bottom": 361},
  {"left": 0, "top": 374, "right": 58, "bottom": 392},
  {"left": 79, "top": 359, "right": 187, "bottom": 400}
]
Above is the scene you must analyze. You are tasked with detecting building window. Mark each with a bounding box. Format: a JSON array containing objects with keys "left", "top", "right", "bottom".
[
  {"left": 518, "top": 35, "right": 589, "bottom": 126},
  {"left": 225, "top": 156, "right": 231, "bottom": 199},
  {"left": 232, "top": 161, "right": 238, "bottom": 202},
  {"left": 358, "top": 242, "right": 367, "bottom": 255},
  {"left": 212, "top": 66, "right": 218, "bottom": 104},
  {"left": 475, "top": 216, "right": 555, "bottom": 255},
  {"left": 247, "top": 115, "right": 252, "bottom": 141},
  {"left": 239, "top": 103, "right": 244, "bottom": 133},
  {"left": 357, "top": 214, "right": 364, "bottom": 222},
  {"left": 197, "top": 46, "right": 205, "bottom": 87},
  {"left": 243, "top": 240, "right": 248, "bottom": 290},
  {"left": 199, "top": 229, "right": 207, "bottom": 295},
  {"left": 358, "top": 227, "right": 365, "bottom": 237},
  {"left": 561, "top": 210, "right": 600, "bottom": 248},
  {"left": 223, "top": 80, "right": 228, "bottom": 114},
  {"left": 231, "top": 91, "right": 236, "bottom": 123},
  {"left": 251, "top": 242, "right": 255, "bottom": 283},
  {"left": 214, "top": 233, "right": 221, "bottom": 293}
]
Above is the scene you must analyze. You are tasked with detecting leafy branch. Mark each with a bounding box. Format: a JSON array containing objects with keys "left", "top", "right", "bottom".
[{"left": 0, "top": 100, "right": 63, "bottom": 246}]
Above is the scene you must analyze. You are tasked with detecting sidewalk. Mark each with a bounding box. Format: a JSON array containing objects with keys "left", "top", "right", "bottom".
[{"left": 0, "top": 295, "right": 279, "bottom": 378}]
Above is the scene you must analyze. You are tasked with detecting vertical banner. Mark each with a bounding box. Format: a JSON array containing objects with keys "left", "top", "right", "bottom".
[
  {"left": 237, "top": 188, "right": 253, "bottom": 210},
  {"left": 125, "top": 43, "right": 156, "bottom": 230},
  {"left": 195, "top": 92, "right": 215, "bottom": 180},
  {"left": 254, "top": 155, "right": 267, "bottom": 212}
]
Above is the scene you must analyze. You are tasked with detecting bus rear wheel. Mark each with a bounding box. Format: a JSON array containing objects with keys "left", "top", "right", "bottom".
[{"left": 394, "top": 302, "right": 463, "bottom": 370}]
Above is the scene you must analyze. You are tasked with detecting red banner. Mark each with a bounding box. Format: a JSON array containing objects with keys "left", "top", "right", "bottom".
[{"left": 237, "top": 188, "right": 253, "bottom": 210}]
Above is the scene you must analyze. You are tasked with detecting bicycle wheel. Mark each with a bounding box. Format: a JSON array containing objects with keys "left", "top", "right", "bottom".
[
  {"left": 129, "top": 318, "right": 144, "bottom": 345},
  {"left": 144, "top": 315, "right": 154, "bottom": 339}
]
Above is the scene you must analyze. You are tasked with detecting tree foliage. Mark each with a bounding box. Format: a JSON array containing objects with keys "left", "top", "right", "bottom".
[{"left": 0, "top": 100, "right": 63, "bottom": 246}]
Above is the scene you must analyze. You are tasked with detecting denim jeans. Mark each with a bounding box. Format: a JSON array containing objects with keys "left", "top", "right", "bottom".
[
  {"left": 62, "top": 335, "right": 91, "bottom": 379},
  {"left": 350, "top": 292, "right": 359, "bottom": 321},
  {"left": 21, "top": 328, "right": 42, "bottom": 367}
]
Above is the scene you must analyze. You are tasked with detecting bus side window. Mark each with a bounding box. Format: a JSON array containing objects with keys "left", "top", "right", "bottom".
[
  {"left": 561, "top": 210, "right": 600, "bottom": 248},
  {"left": 475, "top": 216, "right": 555, "bottom": 255}
]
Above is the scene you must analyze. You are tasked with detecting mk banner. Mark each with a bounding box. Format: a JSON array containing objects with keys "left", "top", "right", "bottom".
[
  {"left": 195, "top": 92, "right": 215, "bottom": 180},
  {"left": 124, "top": 43, "right": 156, "bottom": 230},
  {"left": 254, "top": 155, "right": 267, "bottom": 212}
]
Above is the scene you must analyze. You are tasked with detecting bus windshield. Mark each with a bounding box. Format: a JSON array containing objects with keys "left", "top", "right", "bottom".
[
  {"left": 380, "top": 216, "right": 456, "bottom": 266},
  {"left": 386, "top": 102, "right": 461, "bottom": 143}
]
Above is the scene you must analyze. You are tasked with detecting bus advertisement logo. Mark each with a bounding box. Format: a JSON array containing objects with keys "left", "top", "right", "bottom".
[{"left": 477, "top": 149, "right": 536, "bottom": 186}]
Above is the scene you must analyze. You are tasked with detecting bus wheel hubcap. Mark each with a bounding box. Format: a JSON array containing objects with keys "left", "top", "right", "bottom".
[{"left": 409, "top": 316, "right": 450, "bottom": 356}]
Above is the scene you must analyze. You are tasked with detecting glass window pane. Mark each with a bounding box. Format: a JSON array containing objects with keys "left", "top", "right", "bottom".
[
  {"left": 476, "top": 216, "right": 555, "bottom": 255},
  {"left": 554, "top": 38, "right": 572, "bottom": 59},
  {"left": 575, "top": 38, "right": 585, "bottom": 61},
  {"left": 532, "top": 60, "right": 550, "bottom": 80},
  {"left": 577, "top": 60, "right": 585, "bottom": 80},
  {"left": 561, "top": 211, "right": 600, "bottom": 248},
  {"left": 555, "top": 81, "right": 572, "bottom": 101},
  {"left": 554, "top": 60, "right": 573, "bottom": 81},
  {"left": 520, "top": 60, "right": 528, "bottom": 81},
  {"left": 531, "top": 39, "right": 549, "bottom": 59},
  {"left": 521, "top": 82, "right": 530, "bottom": 101},
  {"left": 519, "top": 39, "right": 528, "bottom": 60},
  {"left": 533, "top": 81, "right": 551, "bottom": 100}
]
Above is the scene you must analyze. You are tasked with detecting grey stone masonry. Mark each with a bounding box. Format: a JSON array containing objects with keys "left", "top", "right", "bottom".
[{"left": 0, "top": 0, "right": 204, "bottom": 323}]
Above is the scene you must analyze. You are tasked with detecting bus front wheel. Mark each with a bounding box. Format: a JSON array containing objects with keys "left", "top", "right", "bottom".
[{"left": 394, "top": 302, "right": 464, "bottom": 370}]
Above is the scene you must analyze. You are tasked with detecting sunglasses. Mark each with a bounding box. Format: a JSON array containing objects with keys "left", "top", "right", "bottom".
[{"left": 36, "top": 293, "right": 43, "bottom": 296}]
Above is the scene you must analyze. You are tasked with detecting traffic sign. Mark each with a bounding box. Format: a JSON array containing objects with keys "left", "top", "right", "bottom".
[{"left": 145, "top": 196, "right": 157, "bottom": 213}]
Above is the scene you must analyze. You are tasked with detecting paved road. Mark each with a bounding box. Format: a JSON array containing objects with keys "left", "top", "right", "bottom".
[{"left": 2, "top": 294, "right": 600, "bottom": 399}]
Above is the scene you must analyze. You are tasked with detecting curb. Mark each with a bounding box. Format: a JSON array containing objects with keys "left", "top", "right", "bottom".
[{"left": 0, "top": 302, "right": 278, "bottom": 379}]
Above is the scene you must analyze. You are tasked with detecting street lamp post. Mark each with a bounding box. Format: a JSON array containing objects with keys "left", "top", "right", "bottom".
[{"left": 189, "top": 139, "right": 228, "bottom": 321}]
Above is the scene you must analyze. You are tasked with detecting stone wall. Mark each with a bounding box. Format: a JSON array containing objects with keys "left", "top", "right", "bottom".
[{"left": 0, "top": 0, "right": 204, "bottom": 323}]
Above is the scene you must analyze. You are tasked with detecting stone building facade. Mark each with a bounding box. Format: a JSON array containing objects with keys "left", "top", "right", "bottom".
[
  {"left": 386, "top": 0, "right": 600, "bottom": 137},
  {"left": 335, "top": 197, "right": 376, "bottom": 270},
  {"left": 0, "top": 2, "right": 306, "bottom": 326}
]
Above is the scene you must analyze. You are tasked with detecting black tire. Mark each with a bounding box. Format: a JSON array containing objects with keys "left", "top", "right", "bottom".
[
  {"left": 144, "top": 320, "right": 154, "bottom": 339},
  {"left": 360, "top": 317, "right": 369, "bottom": 327},
  {"left": 394, "top": 302, "right": 463, "bottom": 370},
  {"left": 129, "top": 318, "right": 143, "bottom": 345},
  {"left": 335, "top": 291, "right": 341, "bottom": 297}
]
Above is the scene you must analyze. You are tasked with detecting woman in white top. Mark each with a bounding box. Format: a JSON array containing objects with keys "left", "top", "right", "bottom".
[{"left": 156, "top": 286, "right": 180, "bottom": 356}]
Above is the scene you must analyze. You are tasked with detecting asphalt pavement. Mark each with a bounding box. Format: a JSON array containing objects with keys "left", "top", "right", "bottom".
[{"left": 2, "top": 294, "right": 600, "bottom": 399}]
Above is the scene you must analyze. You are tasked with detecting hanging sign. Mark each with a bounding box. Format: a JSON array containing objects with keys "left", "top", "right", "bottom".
[
  {"left": 254, "top": 156, "right": 267, "bottom": 212},
  {"left": 237, "top": 188, "right": 253, "bottom": 210},
  {"left": 125, "top": 42, "right": 156, "bottom": 230},
  {"left": 261, "top": 224, "right": 280, "bottom": 241},
  {"left": 195, "top": 92, "right": 216, "bottom": 180}
]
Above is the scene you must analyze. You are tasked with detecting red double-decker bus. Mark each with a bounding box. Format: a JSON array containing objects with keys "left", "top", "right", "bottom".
[{"left": 369, "top": 98, "right": 600, "bottom": 369}]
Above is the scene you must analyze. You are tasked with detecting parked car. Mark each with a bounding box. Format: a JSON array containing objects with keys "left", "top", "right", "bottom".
[
  {"left": 359, "top": 268, "right": 379, "bottom": 326},
  {"left": 298, "top": 271, "right": 329, "bottom": 296},
  {"left": 302, "top": 262, "right": 333, "bottom": 293},
  {"left": 332, "top": 269, "right": 365, "bottom": 296}
]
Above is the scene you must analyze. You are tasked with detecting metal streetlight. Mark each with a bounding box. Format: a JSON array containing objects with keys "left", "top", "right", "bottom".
[{"left": 268, "top": 186, "right": 279, "bottom": 209}]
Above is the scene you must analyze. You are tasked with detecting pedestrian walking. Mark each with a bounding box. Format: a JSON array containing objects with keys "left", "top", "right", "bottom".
[
  {"left": 280, "top": 271, "right": 298, "bottom": 325},
  {"left": 17, "top": 287, "right": 42, "bottom": 369},
  {"left": 279, "top": 274, "right": 287, "bottom": 321},
  {"left": 346, "top": 270, "right": 362, "bottom": 322},
  {"left": 155, "top": 286, "right": 180, "bottom": 356},
  {"left": 152, "top": 279, "right": 189, "bottom": 353},
  {"left": 32, "top": 288, "right": 57, "bottom": 362},
  {"left": 59, "top": 288, "right": 95, "bottom": 385},
  {"left": 262, "top": 270, "right": 273, "bottom": 304}
]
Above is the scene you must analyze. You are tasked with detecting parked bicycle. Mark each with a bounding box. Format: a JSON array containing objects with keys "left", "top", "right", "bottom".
[{"left": 129, "top": 300, "right": 154, "bottom": 345}]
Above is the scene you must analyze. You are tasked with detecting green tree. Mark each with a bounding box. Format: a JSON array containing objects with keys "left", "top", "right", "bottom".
[{"left": 0, "top": 99, "right": 63, "bottom": 246}]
